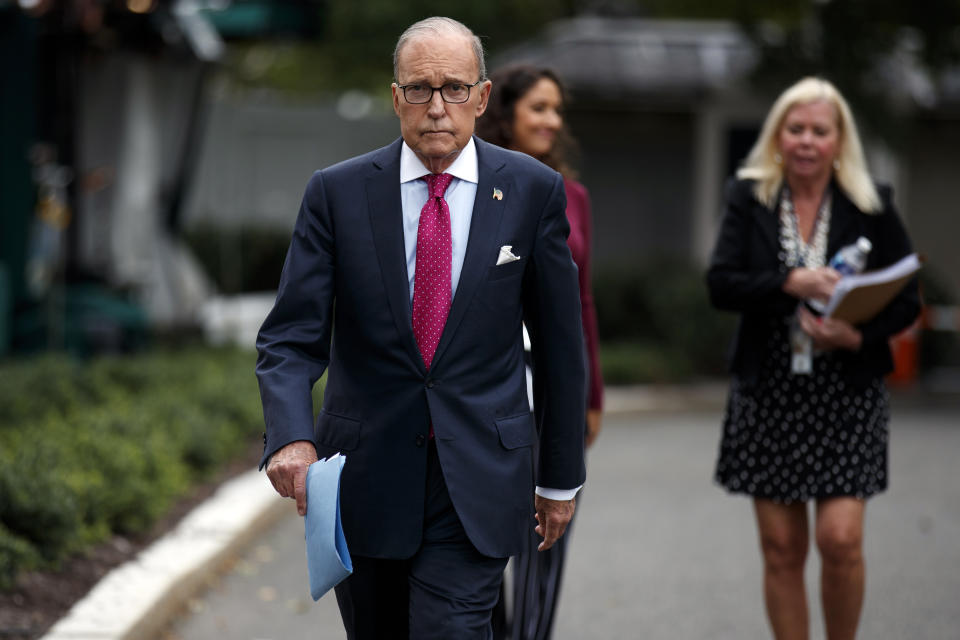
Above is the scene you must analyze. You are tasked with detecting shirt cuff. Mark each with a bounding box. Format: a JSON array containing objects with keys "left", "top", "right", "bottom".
[{"left": 535, "top": 485, "right": 582, "bottom": 501}]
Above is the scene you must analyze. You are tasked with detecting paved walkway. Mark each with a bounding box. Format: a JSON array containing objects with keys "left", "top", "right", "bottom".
[{"left": 159, "top": 402, "right": 960, "bottom": 640}]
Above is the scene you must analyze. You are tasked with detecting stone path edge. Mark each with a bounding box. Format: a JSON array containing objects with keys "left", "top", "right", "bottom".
[{"left": 41, "top": 470, "right": 290, "bottom": 640}]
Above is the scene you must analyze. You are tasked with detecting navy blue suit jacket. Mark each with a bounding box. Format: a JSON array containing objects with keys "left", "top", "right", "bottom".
[{"left": 256, "top": 136, "right": 586, "bottom": 559}]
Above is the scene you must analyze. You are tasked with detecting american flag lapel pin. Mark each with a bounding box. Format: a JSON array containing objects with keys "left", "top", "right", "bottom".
[{"left": 492, "top": 187, "right": 503, "bottom": 200}]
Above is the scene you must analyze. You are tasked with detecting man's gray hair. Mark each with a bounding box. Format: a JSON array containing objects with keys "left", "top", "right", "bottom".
[{"left": 393, "top": 17, "right": 486, "bottom": 82}]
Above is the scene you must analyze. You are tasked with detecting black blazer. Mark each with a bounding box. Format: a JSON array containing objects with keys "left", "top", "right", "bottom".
[{"left": 706, "top": 177, "right": 921, "bottom": 387}]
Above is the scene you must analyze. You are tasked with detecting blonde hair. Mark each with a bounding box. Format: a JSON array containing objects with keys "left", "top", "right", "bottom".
[{"left": 737, "top": 77, "right": 881, "bottom": 213}]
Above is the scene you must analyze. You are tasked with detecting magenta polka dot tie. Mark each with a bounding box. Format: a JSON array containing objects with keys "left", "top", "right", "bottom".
[{"left": 412, "top": 172, "right": 454, "bottom": 371}]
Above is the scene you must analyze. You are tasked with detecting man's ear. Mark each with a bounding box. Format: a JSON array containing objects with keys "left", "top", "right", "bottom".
[
  {"left": 392, "top": 83, "right": 401, "bottom": 116},
  {"left": 474, "top": 80, "right": 492, "bottom": 117}
]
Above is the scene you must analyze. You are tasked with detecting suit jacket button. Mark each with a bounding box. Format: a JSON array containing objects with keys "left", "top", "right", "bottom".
[
  {"left": 415, "top": 434, "right": 426, "bottom": 447},
  {"left": 426, "top": 380, "right": 435, "bottom": 389}
]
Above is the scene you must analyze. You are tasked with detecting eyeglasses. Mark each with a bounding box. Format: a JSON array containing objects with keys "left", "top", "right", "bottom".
[{"left": 397, "top": 81, "right": 482, "bottom": 104}]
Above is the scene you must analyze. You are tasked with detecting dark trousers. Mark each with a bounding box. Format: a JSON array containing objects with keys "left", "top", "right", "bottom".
[
  {"left": 492, "top": 358, "right": 582, "bottom": 640},
  {"left": 334, "top": 440, "right": 508, "bottom": 640},
  {"left": 492, "top": 502, "right": 575, "bottom": 640}
]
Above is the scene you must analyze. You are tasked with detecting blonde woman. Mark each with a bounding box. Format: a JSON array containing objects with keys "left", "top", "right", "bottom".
[{"left": 706, "top": 77, "right": 920, "bottom": 640}]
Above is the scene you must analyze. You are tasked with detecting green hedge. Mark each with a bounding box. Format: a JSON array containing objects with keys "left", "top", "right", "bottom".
[
  {"left": 0, "top": 348, "right": 264, "bottom": 589},
  {"left": 594, "top": 258, "right": 737, "bottom": 384}
]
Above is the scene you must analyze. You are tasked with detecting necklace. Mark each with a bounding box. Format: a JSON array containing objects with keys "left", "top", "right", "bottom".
[{"left": 778, "top": 185, "right": 831, "bottom": 268}]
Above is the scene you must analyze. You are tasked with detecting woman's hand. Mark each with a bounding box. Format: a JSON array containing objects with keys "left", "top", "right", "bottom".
[
  {"left": 797, "top": 306, "right": 863, "bottom": 352},
  {"left": 585, "top": 409, "right": 603, "bottom": 448},
  {"left": 783, "top": 267, "right": 841, "bottom": 303}
]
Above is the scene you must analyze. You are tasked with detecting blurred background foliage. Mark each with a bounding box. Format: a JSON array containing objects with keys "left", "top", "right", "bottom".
[
  {"left": 0, "top": 348, "right": 263, "bottom": 589},
  {"left": 594, "top": 258, "right": 736, "bottom": 384},
  {"left": 221, "top": 0, "right": 960, "bottom": 147},
  {"left": 223, "top": 0, "right": 579, "bottom": 94}
]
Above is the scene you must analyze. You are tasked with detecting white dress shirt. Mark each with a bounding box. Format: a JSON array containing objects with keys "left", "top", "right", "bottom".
[
  {"left": 398, "top": 139, "right": 580, "bottom": 503},
  {"left": 400, "top": 138, "right": 478, "bottom": 303}
]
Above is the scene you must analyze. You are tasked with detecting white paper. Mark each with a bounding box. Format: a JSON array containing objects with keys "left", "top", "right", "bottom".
[{"left": 822, "top": 253, "right": 921, "bottom": 317}]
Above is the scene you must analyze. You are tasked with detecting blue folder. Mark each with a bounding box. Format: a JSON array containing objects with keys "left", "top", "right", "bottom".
[{"left": 304, "top": 453, "right": 352, "bottom": 600}]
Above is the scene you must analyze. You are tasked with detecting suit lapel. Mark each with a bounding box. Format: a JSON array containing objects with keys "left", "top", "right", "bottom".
[
  {"left": 431, "top": 139, "right": 510, "bottom": 369},
  {"left": 365, "top": 139, "right": 427, "bottom": 374},
  {"left": 752, "top": 193, "right": 781, "bottom": 254},
  {"left": 826, "top": 183, "right": 858, "bottom": 256}
]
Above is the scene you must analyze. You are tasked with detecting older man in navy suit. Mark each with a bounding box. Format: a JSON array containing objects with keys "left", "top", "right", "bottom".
[{"left": 256, "top": 16, "right": 586, "bottom": 639}]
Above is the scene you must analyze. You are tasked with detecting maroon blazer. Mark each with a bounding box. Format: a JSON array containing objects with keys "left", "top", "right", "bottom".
[{"left": 564, "top": 178, "right": 603, "bottom": 411}]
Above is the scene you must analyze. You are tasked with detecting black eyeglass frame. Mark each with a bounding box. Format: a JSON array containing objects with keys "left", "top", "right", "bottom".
[{"left": 396, "top": 80, "right": 483, "bottom": 104}]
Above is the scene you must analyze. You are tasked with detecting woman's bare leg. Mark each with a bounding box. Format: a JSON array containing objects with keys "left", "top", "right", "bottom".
[
  {"left": 815, "top": 497, "right": 865, "bottom": 640},
  {"left": 754, "top": 499, "right": 810, "bottom": 640}
]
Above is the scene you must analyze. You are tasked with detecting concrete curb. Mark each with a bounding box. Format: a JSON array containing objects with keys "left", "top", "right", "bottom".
[
  {"left": 40, "top": 383, "right": 728, "bottom": 639},
  {"left": 41, "top": 470, "right": 289, "bottom": 640}
]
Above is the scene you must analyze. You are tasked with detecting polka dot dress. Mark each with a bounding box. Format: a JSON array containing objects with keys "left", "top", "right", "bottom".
[
  {"left": 715, "top": 188, "right": 890, "bottom": 503},
  {"left": 715, "top": 318, "right": 889, "bottom": 503}
]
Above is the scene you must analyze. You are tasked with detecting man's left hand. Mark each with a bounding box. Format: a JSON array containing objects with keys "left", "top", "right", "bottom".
[{"left": 534, "top": 494, "right": 576, "bottom": 551}]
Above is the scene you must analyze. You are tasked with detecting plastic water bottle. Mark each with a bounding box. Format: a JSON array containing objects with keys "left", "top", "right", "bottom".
[
  {"left": 804, "top": 236, "right": 872, "bottom": 317},
  {"left": 829, "top": 236, "right": 872, "bottom": 276}
]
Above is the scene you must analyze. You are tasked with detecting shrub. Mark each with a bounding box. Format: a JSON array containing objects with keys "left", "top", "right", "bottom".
[
  {"left": 599, "top": 341, "right": 692, "bottom": 385},
  {"left": 0, "top": 347, "right": 265, "bottom": 589},
  {"left": 593, "top": 258, "right": 737, "bottom": 384},
  {"left": 0, "top": 524, "right": 38, "bottom": 589}
]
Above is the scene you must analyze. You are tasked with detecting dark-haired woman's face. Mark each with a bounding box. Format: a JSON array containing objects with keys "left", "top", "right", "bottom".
[{"left": 510, "top": 78, "right": 563, "bottom": 159}]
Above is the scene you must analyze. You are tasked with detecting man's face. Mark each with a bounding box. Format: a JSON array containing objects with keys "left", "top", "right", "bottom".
[{"left": 392, "top": 33, "right": 491, "bottom": 173}]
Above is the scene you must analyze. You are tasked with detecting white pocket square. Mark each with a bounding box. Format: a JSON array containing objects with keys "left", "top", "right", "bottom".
[{"left": 496, "top": 245, "right": 521, "bottom": 266}]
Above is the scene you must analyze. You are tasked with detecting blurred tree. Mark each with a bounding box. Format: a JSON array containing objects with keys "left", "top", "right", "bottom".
[
  {"left": 634, "top": 0, "right": 960, "bottom": 145},
  {"left": 222, "top": 0, "right": 579, "bottom": 95},
  {"left": 223, "top": 0, "right": 960, "bottom": 144}
]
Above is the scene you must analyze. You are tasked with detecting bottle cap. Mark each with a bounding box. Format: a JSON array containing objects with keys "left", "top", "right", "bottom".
[{"left": 856, "top": 236, "right": 873, "bottom": 253}]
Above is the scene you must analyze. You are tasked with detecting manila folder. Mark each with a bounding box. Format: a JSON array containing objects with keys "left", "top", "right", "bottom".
[{"left": 824, "top": 253, "right": 921, "bottom": 325}]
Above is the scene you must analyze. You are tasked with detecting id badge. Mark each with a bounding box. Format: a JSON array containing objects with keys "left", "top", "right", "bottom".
[{"left": 790, "top": 314, "right": 813, "bottom": 375}]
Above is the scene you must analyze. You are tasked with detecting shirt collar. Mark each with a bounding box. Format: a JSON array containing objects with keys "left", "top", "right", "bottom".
[{"left": 400, "top": 136, "right": 478, "bottom": 185}]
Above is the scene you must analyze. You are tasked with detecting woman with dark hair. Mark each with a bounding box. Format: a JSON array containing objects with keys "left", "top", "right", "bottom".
[{"left": 478, "top": 64, "right": 603, "bottom": 640}]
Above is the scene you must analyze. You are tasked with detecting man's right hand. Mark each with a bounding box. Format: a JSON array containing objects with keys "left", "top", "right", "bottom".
[{"left": 266, "top": 440, "right": 318, "bottom": 516}]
